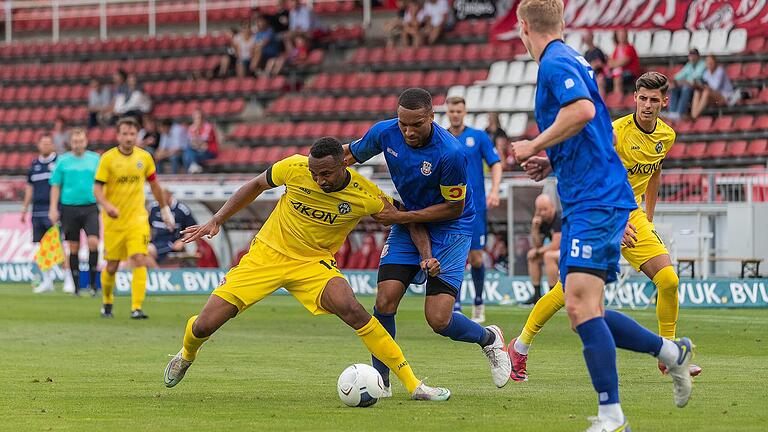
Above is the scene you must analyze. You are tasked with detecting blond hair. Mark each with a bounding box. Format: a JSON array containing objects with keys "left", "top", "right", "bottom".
[
  {"left": 69, "top": 127, "right": 88, "bottom": 138},
  {"left": 517, "top": 0, "right": 564, "bottom": 34},
  {"left": 445, "top": 96, "right": 466, "bottom": 106}
]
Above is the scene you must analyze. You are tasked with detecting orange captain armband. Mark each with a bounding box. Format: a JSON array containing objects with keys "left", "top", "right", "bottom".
[{"left": 440, "top": 184, "right": 466, "bottom": 202}]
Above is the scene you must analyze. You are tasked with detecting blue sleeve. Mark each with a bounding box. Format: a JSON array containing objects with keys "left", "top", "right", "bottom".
[
  {"left": 479, "top": 132, "right": 500, "bottom": 166},
  {"left": 542, "top": 57, "right": 593, "bottom": 107},
  {"left": 349, "top": 122, "right": 384, "bottom": 163},
  {"left": 438, "top": 148, "right": 469, "bottom": 202}
]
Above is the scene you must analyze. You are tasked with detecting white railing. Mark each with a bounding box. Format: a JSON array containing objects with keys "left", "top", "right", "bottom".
[{"left": 2, "top": 0, "right": 371, "bottom": 43}]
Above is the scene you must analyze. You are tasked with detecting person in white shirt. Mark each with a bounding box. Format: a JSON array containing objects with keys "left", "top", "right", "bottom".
[
  {"left": 401, "top": 0, "right": 426, "bottom": 47},
  {"left": 233, "top": 21, "right": 255, "bottom": 78},
  {"left": 421, "top": 0, "right": 451, "bottom": 45},
  {"left": 156, "top": 119, "right": 189, "bottom": 174},
  {"left": 114, "top": 73, "right": 152, "bottom": 120},
  {"left": 690, "top": 54, "right": 736, "bottom": 119}
]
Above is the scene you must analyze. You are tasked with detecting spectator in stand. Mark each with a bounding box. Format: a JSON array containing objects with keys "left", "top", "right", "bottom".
[
  {"left": 252, "top": 15, "right": 282, "bottom": 74},
  {"left": 264, "top": 33, "right": 310, "bottom": 76},
  {"left": 485, "top": 112, "right": 510, "bottom": 167},
  {"left": 87, "top": 79, "right": 111, "bottom": 129},
  {"left": 607, "top": 29, "right": 641, "bottom": 95},
  {"left": 264, "top": 0, "right": 291, "bottom": 34},
  {"left": 233, "top": 21, "right": 256, "bottom": 78},
  {"left": 583, "top": 31, "right": 608, "bottom": 97},
  {"left": 385, "top": 0, "right": 407, "bottom": 48},
  {"left": 285, "top": 0, "right": 317, "bottom": 53},
  {"left": 690, "top": 54, "right": 736, "bottom": 119},
  {"left": 114, "top": 73, "right": 151, "bottom": 124},
  {"left": 184, "top": 109, "right": 219, "bottom": 174},
  {"left": 525, "top": 194, "right": 561, "bottom": 305},
  {"left": 421, "top": 0, "right": 452, "bottom": 45},
  {"left": 138, "top": 114, "right": 161, "bottom": 155},
  {"left": 104, "top": 69, "right": 129, "bottom": 123},
  {"left": 211, "top": 27, "right": 239, "bottom": 79},
  {"left": 146, "top": 189, "right": 198, "bottom": 268},
  {"left": 52, "top": 116, "right": 70, "bottom": 154},
  {"left": 155, "top": 118, "right": 188, "bottom": 174},
  {"left": 401, "top": 0, "right": 426, "bottom": 47},
  {"left": 667, "top": 49, "right": 706, "bottom": 121}
]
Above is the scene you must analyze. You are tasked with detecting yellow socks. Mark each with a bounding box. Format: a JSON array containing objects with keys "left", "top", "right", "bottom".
[
  {"left": 182, "top": 315, "right": 209, "bottom": 361},
  {"left": 653, "top": 266, "right": 679, "bottom": 339},
  {"left": 520, "top": 281, "right": 566, "bottom": 346},
  {"left": 131, "top": 266, "right": 147, "bottom": 311},
  {"left": 101, "top": 270, "right": 116, "bottom": 304},
  {"left": 356, "top": 317, "right": 420, "bottom": 394}
]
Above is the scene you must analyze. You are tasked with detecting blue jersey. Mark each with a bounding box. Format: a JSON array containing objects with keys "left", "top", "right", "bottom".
[
  {"left": 350, "top": 119, "right": 475, "bottom": 235},
  {"left": 455, "top": 126, "right": 500, "bottom": 212},
  {"left": 26, "top": 153, "right": 57, "bottom": 217},
  {"left": 535, "top": 40, "right": 635, "bottom": 217}
]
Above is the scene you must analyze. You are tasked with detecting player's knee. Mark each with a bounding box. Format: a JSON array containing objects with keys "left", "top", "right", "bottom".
[
  {"left": 87, "top": 236, "right": 99, "bottom": 250},
  {"left": 338, "top": 302, "right": 371, "bottom": 330},
  {"left": 374, "top": 294, "right": 399, "bottom": 315},
  {"left": 191, "top": 317, "right": 216, "bottom": 338},
  {"left": 425, "top": 309, "right": 451, "bottom": 332},
  {"left": 130, "top": 254, "right": 147, "bottom": 268},
  {"left": 655, "top": 267, "right": 679, "bottom": 293},
  {"left": 469, "top": 251, "right": 483, "bottom": 268}
]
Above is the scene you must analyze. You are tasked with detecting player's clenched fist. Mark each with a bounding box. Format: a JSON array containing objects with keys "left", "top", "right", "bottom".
[
  {"left": 181, "top": 218, "right": 220, "bottom": 243},
  {"left": 510, "top": 139, "right": 537, "bottom": 163},
  {"left": 420, "top": 257, "right": 441, "bottom": 277}
]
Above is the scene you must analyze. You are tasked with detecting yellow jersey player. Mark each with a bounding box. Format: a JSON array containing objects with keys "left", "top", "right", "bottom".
[
  {"left": 164, "top": 137, "right": 451, "bottom": 401},
  {"left": 94, "top": 117, "right": 175, "bottom": 319},
  {"left": 507, "top": 71, "right": 701, "bottom": 382}
]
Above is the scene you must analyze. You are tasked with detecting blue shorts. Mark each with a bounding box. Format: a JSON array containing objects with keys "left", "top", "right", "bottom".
[
  {"left": 32, "top": 216, "right": 52, "bottom": 243},
  {"left": 470, "top": 209, "right": 487, "bottom": 250},
  {"left": 380, "top": 224, "right": 471, "bottom": 289},
  {"left": 559, "top": 207, "right": 630, "bottom": 284}
]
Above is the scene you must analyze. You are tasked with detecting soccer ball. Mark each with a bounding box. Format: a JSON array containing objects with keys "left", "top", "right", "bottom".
[{"left": 337, "top": 363, "right": 385, "bottom": 407}]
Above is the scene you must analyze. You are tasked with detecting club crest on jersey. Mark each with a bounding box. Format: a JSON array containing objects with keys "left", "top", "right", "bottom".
[
  {"left": 137, "top": 161, "right": 143, "bottom": 169},
  {"left": 655, "top": 142, "right": 663, "bottom": 154},
  {"left": 338, "top": 202, "right": 352, "bottom": 215},
  {"left": 465, "top": 137, "right": 475, "bottom": 147},
  {"left": 420, "top": 161, "right": 432, "bottom": 176}
]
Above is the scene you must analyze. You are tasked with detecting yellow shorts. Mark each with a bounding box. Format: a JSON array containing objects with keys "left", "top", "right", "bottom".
[
  {"left": 621, "top": 208, "right": 670, "bottom": 271},
  {"left": 212, "top": 238, "right": 344, "bottom": 315},
  {"left": 103, "top": 225, "right": 150, "bottom": 261}
]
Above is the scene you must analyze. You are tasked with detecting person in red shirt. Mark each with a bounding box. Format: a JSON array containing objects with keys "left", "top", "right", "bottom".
[
  {"left": 183, "top": 109, "right": 219, "bottom": 174},
  {"left": 608, "top": 29, "right": 641, "bottom": 95}
]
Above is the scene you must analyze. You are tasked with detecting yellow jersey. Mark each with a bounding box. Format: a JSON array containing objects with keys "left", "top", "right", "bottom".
[
  {"left": 94, "top": 147, "right": 156, "bottom": 231},
  {"left": 257, "top": 154, "right": 390, "bottom": 261},
  {"left": 613, "top": 114, "right": 676, "bottom": 206}
]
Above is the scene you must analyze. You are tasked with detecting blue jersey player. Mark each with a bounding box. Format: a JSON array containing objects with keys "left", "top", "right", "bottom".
[
  {"left": 511, "top": 1, "right": 695, "bottom": 431},
  {"left": 343, "top": 88, "right": 512, "bottom": 394},
  {"left": 445, "top": 96, "right": 502, "bottom": 323}
]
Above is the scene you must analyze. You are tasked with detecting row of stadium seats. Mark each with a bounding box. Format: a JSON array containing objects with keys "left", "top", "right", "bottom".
[
  {"left": 305, "top": 70, "right": 488, "bottom": 94},
  {"left": 9, "top": 1, "right": 360, "bottom": 33},
  {"left": 0, "top": 52, "right": 323, "bottom": 84},
  {"left": 566, "top": 28, "right": 751, "bottom": 57},
  {"left": 0, "top": 77, "right": 286, "bottom": 107},
  {"left": 208, "top": 146, "right": 310, "bottom": 171},
  {"left": 666, "top": 139, "right": 768, "bottom": 160},
  {"left": 347, "top": 42, "right": 526, "bottom": 68},
  {"left": 266, "top": 94, "right": 447, "bottom": 118},
  {"left": 674, "top": 115, "right": 768, "bottom": 136},
  {"left": 229, "top": 121, "right": 372, "bottom": 146}
]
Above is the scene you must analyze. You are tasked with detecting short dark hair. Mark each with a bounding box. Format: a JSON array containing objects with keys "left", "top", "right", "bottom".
[
  {"left": 116, "top": 116, "right": 140, "bottom": 132},
  {"left": 398, "top": 88, "right": 433, "bottom": 111},
  {"left": 635, "top": 71, "right": 669, "bottom": 95},
  {"left": 309, "top": 136, "right": 343, "bottom": 161},
  {"left": 160, "top": 118, "right": 173, "bottom": 128}
]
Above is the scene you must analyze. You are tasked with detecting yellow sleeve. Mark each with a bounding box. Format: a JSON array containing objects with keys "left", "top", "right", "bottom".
[
  {"left": 144, "top": 151, "right": 157, "bottom": 180},
  {"left": 94, "top": 152, "right": 110, "bottom": 183},
  {"left": 266, "top": 155, "right": 302, "bottom": 187},
  {"left": 440, "top": 184, "right": 467, "bottom": 202}
]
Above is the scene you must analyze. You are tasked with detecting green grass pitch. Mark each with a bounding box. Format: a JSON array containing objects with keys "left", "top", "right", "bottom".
[{"left": 1, "top": 283, "right": 766, "bottom": 431}]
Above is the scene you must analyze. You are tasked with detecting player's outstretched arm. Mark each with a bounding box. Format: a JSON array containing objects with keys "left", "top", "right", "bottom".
[
  {"left": 373, "top": 199, "right": 463, "bottom": 226},
  {"left": 181, "top": 171, "right": 272, "bottom": 243},
  {"left": 93, "top": 182, "right": 119, "bottom": 218},
  {"left": 511, "top": 99, "right": 596, "bottom": 162}
]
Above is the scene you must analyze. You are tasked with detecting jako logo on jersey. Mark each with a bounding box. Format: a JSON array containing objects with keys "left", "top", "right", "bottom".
[
  {"left": 338, "top": 202, "right": 351, "bottom": 214},
  {"left": 116, "top": 174, "right": 141, "bottom": 184},
  {"left": 386, "top": 147, "right": 398, "bottom": 157},
  {"left": 290, "top": 200, "right": 339, "bottom": 224},
  {"left": 465, "top": 137, "right": 475, "bottom": 147},
  {"left": 626, "top": 161, "right": 662, "bottom": 176},
  {"left": 421, "top": 161, "right": 432, "bottom": 176},
  {"left": 655, "top": 142, "right": 663, "bottom": 153},
  {"left": 298, "top": 186, "right": 312, "bottom": 195}
]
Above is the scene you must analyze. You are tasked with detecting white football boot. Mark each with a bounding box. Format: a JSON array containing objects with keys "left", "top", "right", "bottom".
[
  {"left": 665, "top": 337, "right": 694, "bottom": 407},
  {"left": 584, "top": 416, "right": 631, "bottom": 432},
  {"left": 164, "top": 350, "right": 193, "bottom": 388},
  {"left": 411, "top": 382, "right": 451, "bottom": 401},
  {"left": 482, "top": 325, "right": 511, "bottom": 387}
]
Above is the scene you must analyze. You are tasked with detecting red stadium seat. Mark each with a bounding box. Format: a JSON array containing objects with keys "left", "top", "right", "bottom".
[
  {"left": 746, "top": 139, "right": 768, "bottom": 157},
  {"left": 732, "top": 115, "right": 754, "bottom": 131},
  {"left": 691, "top": 116, "right": 713, "bottom": 133},
  {"left": 711, "top": 115, "right": 733, "bottom": 133},
  {"left": 685, "top": 142, "right": 707, "bottom": 159},
  {"left": 726, "top": 140, "right": 748, "bottom": 158},
  {"left": 706, "top": 141, "right": 727, "bottom": 158}
]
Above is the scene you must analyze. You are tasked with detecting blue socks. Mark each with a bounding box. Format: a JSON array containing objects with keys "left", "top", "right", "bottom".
[
  {"left": 604, "top": 309, "right": 664, "bottom": 356},
  {"left": 471, "top": 265, "right": 485, "bottom": 306},
  {"left": 576, "top": 317, "right": 620, "bottom": 406},
  {"left": 437, "top": 312, "right": 486, "bottom": 344},
  {"left": 371, "top": 307, "right": 397, "bottom": 386}
]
